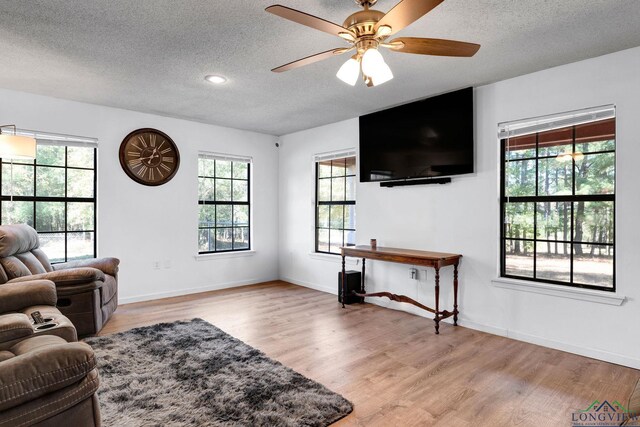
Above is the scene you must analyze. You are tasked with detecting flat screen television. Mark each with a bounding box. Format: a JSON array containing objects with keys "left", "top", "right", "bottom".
[{"left": 359, "top": 87, "right": 474, "bottom": 182}]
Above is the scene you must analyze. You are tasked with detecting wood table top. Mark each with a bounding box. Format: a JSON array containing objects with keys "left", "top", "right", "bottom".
[{"left": 341, "top": 245, "right": 462, "bottom": 266}]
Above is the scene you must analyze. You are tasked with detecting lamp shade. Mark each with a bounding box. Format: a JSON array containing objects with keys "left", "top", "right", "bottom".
[
  {"left": 0, "top": 134, "right": 37, "bottom": 160},
  {"left": 361, "top": 48, "right": 385, "bottom": 77},
  {"left": 361, "top": 48, "right": 394, "bottom": 86},
  {"left": 371, "top": 62, "right": 393, "bottom": 86},
  {"left": 336, "top": 57, "right": 360, "bottom": 86}
]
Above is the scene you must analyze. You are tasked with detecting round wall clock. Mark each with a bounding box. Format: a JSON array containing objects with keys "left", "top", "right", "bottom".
[{"left": 119, "top": 128, "right": 180, "bottom": 186}]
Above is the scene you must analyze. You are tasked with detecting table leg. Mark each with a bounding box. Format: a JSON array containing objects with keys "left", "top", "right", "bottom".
[
  {"left": 341, "top": 255, "right": 346, "bottom": 308},
  {"left": 361, "top": 258, "right": 366, "bottom": 297},
  {"left": 453, "top": 262, "right": 459, "bottom": 326},
  {"left": 434, "top": 266, "right": 440, "bottom": 334}
]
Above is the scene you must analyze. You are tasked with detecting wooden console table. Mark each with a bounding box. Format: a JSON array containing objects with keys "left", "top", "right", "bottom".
[{"left": 341, "top": 245, "right": 462, "bottom": 334}]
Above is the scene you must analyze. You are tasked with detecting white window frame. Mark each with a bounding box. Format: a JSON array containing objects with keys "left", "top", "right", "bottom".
[
  {"left": 493, "top": 105, "right": 625, "bottom": 305},
  {"left": 196, "top": 151, "right": 253, "bottom": 256},
  {"left": 0, "top": 128, "right": 98, "bottom": 263},
  {"left": 312, "top": 149, "right": 357, "bottom": 256}
]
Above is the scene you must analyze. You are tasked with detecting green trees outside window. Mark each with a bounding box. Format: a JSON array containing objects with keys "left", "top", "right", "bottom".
[
  {"left": 315, "top": 156, "right": 356, "bottom": 255},
  {"left": 0, "top": 144, "right": 97, "bottom": 262},
  {"left": 198, "top": 156, "right": 250, "bottom": 253},
  {"left": 501, "top": 118, "right": 615, "bottom": 290}
]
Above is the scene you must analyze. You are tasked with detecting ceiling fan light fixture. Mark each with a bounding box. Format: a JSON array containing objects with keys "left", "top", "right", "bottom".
[
  {"left": 361, "top": 48, "right": 385, "bottom": 76},
  {"left": 375, "top": 25, "right": 392, "bottom": 38},
  {"left": 371, "top": 61, "right": 393, "bottom": 86},
  {"left": 338, "top": 31, "right": 356, "bottom": 42},
  {"left": 361, "top": 48, "right": 393, "bottom": 86},
  {"left": 336, "top": 57, "right": 360, "bottom": 86}
]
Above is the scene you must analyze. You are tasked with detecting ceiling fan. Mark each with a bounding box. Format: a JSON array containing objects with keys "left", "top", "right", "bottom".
[{"left": 266, "top": 0, "right": 480, "bottom": 87}]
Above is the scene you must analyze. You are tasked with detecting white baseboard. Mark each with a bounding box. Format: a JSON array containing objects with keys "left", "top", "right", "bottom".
[
  {"left": 503, "top": 329, "right": 640, "bottom": 369},
  {"left": 281, "top": 276, "right": 336, "bottom": 295},
  {"left": 118, "top": 277, "right": 276, "bottom": 304},
  {"left": 286, "top": 277, "right": 640, "bottom": 369},
  {"left": 453, "top": 318, "right": 508, "bottom": 337},
  {"left": 453, "top": 319, "right": 640, "bottom": 368}
]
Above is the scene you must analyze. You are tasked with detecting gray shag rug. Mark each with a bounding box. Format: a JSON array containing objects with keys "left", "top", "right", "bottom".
[{"left": 84, "top": 319, "right": 352, "bottom": 426}]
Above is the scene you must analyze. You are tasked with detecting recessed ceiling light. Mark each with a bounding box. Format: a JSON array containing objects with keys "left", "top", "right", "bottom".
[{"left": 205, "top": 75, "right": 227, "bottom": 84}]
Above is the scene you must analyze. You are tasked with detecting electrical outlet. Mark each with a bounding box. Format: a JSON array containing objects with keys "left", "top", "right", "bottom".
[
  {"left": 409, "top": 268, "right": 418, "bottom": 280},
  {"left": 152, "top": 261, "right": 160, "bottom": 270}
]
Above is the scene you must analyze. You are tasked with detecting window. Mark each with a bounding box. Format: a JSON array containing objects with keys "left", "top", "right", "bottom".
[
  {"left": 500, "top": 106, "right": 615, "bottom": 291},
  {"left": 0, "top": 140, "right": 97, "bottom": 263},
  {"left": 315, "top": 154, "right": 356, "bottom": 254},
  {"left": 198, "top": 153, "right": 251, "bottom": 253}
]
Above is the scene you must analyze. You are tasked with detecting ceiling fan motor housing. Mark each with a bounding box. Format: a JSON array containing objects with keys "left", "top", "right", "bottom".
[
  {"left": 343, "top": 10, "right": 384, "bottom": 35},
  {"left": 343, "top": 9, "right": 387, "bottom": 54}
]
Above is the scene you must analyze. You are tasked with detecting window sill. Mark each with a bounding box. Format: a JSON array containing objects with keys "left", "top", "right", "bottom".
[
  {"left": 195, "top": 250, "right": 256, "bottom": 261},
  {"left": 309, "top": 252, "right": 359, "bottom": 266},
  {"left": 491, "top": 277, "right": 626, "bottom": 306}
]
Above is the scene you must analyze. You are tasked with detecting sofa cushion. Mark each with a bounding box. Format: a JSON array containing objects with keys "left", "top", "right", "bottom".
[
  {"left": 0, "top": 335, "right": 95, "bottom": 412},
  {"left": 0, "top": 369, "right": 99, "bottom": 427},
  {"left": 0, "top": 280, "right": 57, "bottom": 313},
  {"left": 15, "top": 252, "right": 47, "bottom": 275},
  {"left": 0, "top": 226, "right": 50, "bottom": 282},
  {"left": 31, "top": 248, "right": 53, "bottom": 273},
  {"left": 0, "top": 267, "right": 8, "bottom": 286},
  {"left": 0, "top": 256, "right": 33, "bottom": 279},
  {"left": 0, "top": 224, "right": 39, "bottom": 258},
  {"left": 0, "top": 313, "right": 33, "bottom": 344}
]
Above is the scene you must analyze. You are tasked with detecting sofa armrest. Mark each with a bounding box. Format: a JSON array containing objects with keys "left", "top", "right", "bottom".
[
  {"left": 0, "top": 313, "right": 34, "bottom": 344},
  {"left": 0, "top": 280, "right": 57, "bottom": 313},
  {"left": 53, "top": 257, "right": 120, "bottom": 277},
  {"left": 8, "top": 268, "right": 105, "bottom": 290},
  {"left": 0, "top": 338, "right": 96, "bottom": 412}
]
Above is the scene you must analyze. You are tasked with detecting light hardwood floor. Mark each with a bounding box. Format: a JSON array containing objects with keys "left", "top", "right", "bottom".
[{"left": 100, "top": 281, "right": 639, "bottom": 426}]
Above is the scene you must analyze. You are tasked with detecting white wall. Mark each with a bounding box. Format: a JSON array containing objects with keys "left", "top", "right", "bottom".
[
  {"left": 278, "top": 46, "right": 640, "bottom": 368},
  {"left": 2, "top": 46, "right": 638, "bottom": 368},
  {"left": 0, "top": 88, "right": 279, "bottom": 302}
]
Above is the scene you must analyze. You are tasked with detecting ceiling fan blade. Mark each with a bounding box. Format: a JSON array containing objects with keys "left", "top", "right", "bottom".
[
  {"left": 271, "top": 47, "right": 353, "bottom": 73},
  {"left": 375, "top": 0, "right": 444, "bottom": 36},
  {"left": 387, "top": 37, "right": 480, "bottom": 57},
  {"left": 266, "top": 5, "right": 353, "bottom": 38}
]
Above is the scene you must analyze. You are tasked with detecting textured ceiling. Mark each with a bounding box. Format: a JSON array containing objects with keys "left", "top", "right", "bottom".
[{"left": 1, "top": 0, "right": 639, "bottom": 136}]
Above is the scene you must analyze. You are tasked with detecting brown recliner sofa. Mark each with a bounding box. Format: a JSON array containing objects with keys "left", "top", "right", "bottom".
[
  {"left": 0, "top": 224, "right": 119, "bottom": 337},
  {"left": 0, "top": 279, "right": 101, "bottom": 426}
]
